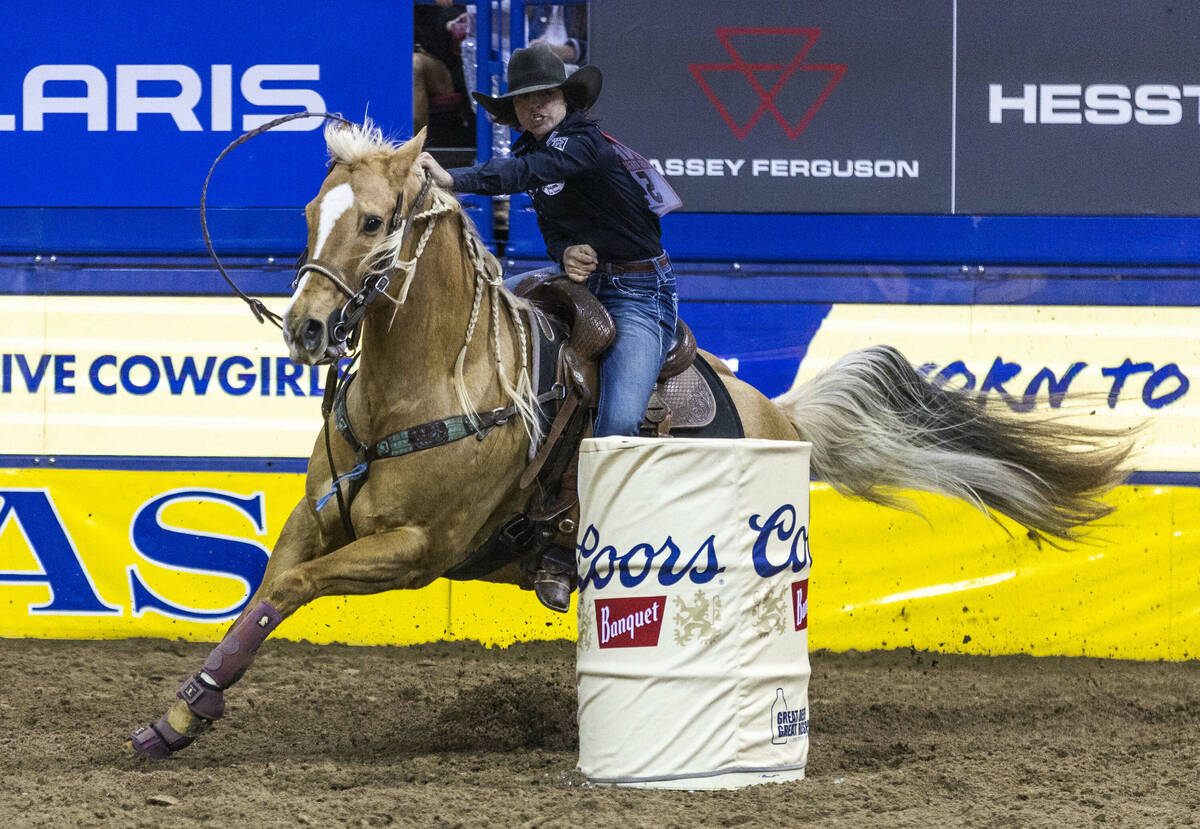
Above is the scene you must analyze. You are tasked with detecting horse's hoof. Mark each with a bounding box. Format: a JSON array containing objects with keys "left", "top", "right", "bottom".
[
  {"left": 128, "top": 707, "right": 199, "bottom": 759},
  {"left": 128, "top": 724, "right": 172, "bottom": 759}
]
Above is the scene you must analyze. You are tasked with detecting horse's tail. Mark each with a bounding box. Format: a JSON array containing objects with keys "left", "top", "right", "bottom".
[{"left": 772, "top": 345, "right": 1135, "bottom": 541}]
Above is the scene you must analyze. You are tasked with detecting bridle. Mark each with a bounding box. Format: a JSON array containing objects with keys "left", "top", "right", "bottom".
[
  {"left": 292, "top": 173, "right": 435, "bottom": 357},
  {"left": 200, "top": 109, "right": 433, "bottom": 356}
]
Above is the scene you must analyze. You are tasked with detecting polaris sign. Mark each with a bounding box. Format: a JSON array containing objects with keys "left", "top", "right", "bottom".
[
  {"left": 10, "top": 65, "right": 326, "bottom": 133},
  {"left": 1, "top": 0, "right": 410, "bottom": 209}
]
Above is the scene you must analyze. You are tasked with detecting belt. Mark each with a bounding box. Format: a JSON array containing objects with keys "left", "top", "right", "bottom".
[{"left": 595, "top": 252, "right": 670, "bottom": 275}]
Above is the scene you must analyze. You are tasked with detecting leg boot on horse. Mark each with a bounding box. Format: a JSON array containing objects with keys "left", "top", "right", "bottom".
[{"left": 131, "top": 519, "right": 434, "bottom": 758}]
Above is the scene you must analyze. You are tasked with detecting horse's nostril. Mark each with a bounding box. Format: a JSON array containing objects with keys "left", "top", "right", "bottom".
[{"left": 301, "top": 318, "right": 324, "bottom": 351}]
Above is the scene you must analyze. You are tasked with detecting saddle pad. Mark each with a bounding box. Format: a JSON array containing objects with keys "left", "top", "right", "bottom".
[
  {"left": 657, "top": 356, "right": 744, "bottom": 439},
  {"left": 656, "top": 364, "right": 714, "bottom": 428}
]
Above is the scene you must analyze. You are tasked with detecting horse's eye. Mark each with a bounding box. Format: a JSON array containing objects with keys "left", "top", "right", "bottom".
[{"left": 362, "top": 215, "right": 384, "bottom": 234}]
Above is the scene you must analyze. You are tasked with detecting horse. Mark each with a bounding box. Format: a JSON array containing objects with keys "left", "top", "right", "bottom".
[{"left": 128, "top": 120, "right": 1131, "bottom": 758}]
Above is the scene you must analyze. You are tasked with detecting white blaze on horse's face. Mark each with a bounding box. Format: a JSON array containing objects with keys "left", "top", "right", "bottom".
[
  {"left": 313, "top": 182, "right": 356, "bottom": 261},
  {"left": 283, "top": 180, "right": 358, "bottom": 340}
]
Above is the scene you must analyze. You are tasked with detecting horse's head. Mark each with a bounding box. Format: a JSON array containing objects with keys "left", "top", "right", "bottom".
[{"left": 283, "top": 121, "right": 429, "bottom": 364}]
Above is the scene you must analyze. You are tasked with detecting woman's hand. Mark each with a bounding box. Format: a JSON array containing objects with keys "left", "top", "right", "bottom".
[
  {"left": 562, "top": 244, "right": 598, "bottom": 282},
  {"left": 417, "top": 152, "right": 454, "bottom": 189},
  {"left": 446, "top": 12, "right": 468, "bottom": 39}
]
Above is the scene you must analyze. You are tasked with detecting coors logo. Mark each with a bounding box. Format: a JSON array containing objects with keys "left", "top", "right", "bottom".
[
  {"left": 596, "top": 596, "right": 667, "bottom": 649},
  {"left": 577, "top": 502, "right": 809, "bottom": 594}
]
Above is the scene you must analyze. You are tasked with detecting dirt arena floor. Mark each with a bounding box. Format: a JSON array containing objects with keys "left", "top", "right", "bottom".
[{"left": 1, "top": 638, "right": 1197, "bottom": 828}]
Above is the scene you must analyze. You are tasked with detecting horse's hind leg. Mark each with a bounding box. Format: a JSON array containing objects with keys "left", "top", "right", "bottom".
[{"left": 127, "top": 499, "right": 325, "bottom": 758}]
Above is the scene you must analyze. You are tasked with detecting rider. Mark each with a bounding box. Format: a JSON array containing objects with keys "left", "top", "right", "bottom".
[{"left": 418, "top": 43, "right": 678, "bottom": 610}]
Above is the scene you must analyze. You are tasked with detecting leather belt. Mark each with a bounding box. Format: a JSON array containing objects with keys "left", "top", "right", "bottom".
[{"left": 596, "top": 252, "right": 670, "bottom": 275}]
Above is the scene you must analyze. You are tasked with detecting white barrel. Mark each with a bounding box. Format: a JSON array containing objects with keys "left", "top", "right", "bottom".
[{"left": 575, "top": 436, "right": 812, "bottom": 789}]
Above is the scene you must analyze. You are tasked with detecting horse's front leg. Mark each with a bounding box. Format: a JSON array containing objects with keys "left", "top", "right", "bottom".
[
  {"left": 127, "top": 499, "right": 332, "bottom": 758},
  {"left": 259, "top": 523, "right": 432, "bottom": 615},
  {"left": 128, "top": 521, "right": 431, "bottom": 758}
]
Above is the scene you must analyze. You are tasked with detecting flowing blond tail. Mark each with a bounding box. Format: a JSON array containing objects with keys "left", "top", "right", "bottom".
[{"left": 772, "top": 346, "right": 1135, "bottom": 541}]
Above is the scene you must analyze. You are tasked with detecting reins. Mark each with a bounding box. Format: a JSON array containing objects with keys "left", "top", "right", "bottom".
[
  {"left": 202, "top": 110, "right": 437, "bottom": 543},
  {"left": 310, "top": 173, "right": 436, "bottom": 545},
  {"left": 312, "top": 191, "right": 548, "bottom": 544}
]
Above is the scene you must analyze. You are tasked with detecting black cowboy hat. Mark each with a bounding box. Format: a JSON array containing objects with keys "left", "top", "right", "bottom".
[{"left": 471, "top": 42, "right": 602, "bottom": 129}]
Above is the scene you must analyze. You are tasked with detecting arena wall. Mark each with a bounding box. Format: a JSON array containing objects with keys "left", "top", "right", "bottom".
[
  {"left": 2, "top": 264, "right": 1196, "bottom": 659},
  {"left": 2, "top": 1, "right": 1197, "bottom": 660}
]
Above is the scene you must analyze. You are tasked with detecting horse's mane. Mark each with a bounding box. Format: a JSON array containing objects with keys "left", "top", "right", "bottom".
[
  {"left": 324, "top": 117, "right": 400, "bottom": 165},
  {"left": 323, "top": 118, "right": 543, "bottom": 447}
]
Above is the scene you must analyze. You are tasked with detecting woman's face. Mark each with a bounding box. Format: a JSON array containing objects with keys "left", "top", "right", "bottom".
[{"left": 513, "top": 88, "right": 567, "bottom": 140}]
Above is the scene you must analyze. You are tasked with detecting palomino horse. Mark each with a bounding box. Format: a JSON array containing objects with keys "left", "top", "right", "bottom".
[{"left": 129, "top": 121, "right": 1130, "bottom": 757}]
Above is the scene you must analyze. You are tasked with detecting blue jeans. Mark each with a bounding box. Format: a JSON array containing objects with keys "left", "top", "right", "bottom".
[
  {"left": 506, "top": 257, "right": 678, "bottom": 437},
  {"left": 587, "top": 257, "right": 678, "bottom": 437}
]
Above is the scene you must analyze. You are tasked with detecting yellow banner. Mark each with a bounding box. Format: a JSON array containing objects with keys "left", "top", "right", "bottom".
[
  {"left": 794, "top": 304, "right": 1200, "bottom": 472},
  {"left": 3, "top": 298, "right": 1196, "bottom": 659},
  {"left": 1, "top": 467, "right": 1195, "bottom": 660},
  {"left": 0, "top": 467, "right": 573, "bottom": 647},
  {"left": 808, "top": 484, "right": 1200, "bottom": 662}
]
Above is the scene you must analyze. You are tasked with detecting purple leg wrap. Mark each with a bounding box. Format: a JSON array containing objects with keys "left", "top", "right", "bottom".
[
  {"left": 130, "top": 601, "right": 280, "bottom": 759},
  {"left": 178, "top": 674, "right": 226, "bottom": 720},
  {"left": 201, "top": 600, "right": 282, "bottom": 688}
]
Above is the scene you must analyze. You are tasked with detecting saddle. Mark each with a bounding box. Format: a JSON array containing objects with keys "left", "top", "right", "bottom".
[
  {"left": 443, "top": 273, "right": 743, "bottom": 584},
  {"left": 517, "top": 272, "right": 723, "bottom": 441}
]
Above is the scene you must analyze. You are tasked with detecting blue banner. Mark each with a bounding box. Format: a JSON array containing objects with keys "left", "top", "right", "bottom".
[{"left": 1, "top": 0, "right": 411, "bottom": 209}]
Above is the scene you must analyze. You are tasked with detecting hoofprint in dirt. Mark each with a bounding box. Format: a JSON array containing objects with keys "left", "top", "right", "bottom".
[{"left": 1, "top": 638, "right": 1196, "bottom": 828}]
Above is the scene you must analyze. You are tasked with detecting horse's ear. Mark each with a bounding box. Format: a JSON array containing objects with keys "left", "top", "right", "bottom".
[{"left": 388, "top": 127, "right": 429, "bottom": 183}]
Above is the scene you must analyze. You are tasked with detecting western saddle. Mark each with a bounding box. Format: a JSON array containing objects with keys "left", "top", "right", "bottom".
[{"left": 442, "top": 272, "right": 730, "bottom": 601}]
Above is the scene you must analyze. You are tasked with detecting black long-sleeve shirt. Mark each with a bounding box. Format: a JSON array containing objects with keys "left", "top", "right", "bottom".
[{"left": 448, "top": 111, "right": 662, "bottom": 267}]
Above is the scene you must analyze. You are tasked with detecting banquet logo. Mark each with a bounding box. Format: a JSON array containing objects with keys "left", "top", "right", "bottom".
[
  {"left": 688, "top": 27, "right": 846, "bottom": 139},
  {"left": 595, "top": 596, "right": 666, "bottom": 648},
  {"left": 792, "top": 579, "right": 809, "bottom": 631}
]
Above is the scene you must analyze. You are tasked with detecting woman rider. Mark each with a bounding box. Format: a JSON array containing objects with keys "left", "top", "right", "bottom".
[{"left": 419, "top": 44, "right": 678, "bottom": 610}]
